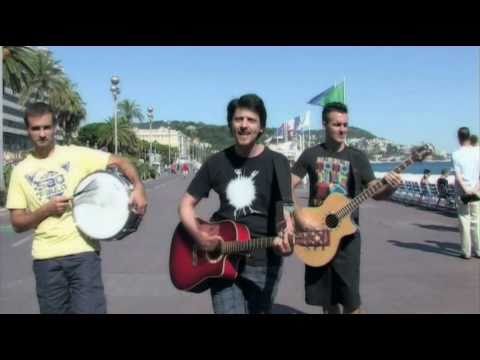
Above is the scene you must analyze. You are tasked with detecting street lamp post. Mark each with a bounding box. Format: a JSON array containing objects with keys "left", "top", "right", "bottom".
[
  {"left": 168, "top": 122, "right": 171, "bottom": 165},
  {"left": 147, "top": 106, "right": 154, "bottom": 165},
  {"left": 110, "top": 76, "right": 120, "bottom": 154}
]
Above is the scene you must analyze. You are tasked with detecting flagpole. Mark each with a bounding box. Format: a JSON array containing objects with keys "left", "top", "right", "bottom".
[
  {"left": 302, "top": 112, "right": 306, "bottom": 151},
  {"left": 308, "top": 122, "right": 310, "bottom": 148}
]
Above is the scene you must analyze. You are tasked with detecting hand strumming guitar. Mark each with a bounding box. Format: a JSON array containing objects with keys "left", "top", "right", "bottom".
[
  {"left": 293, "top": 208, "right": 323, "bottom": 232},
  {"left": 195, "top": 231, "right": 223, "bottom": 252}
]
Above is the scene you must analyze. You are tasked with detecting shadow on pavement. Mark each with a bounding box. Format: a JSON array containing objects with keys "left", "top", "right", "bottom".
[
  {"left": 412, "top": 223, "right": 459, "bottom": 233},
  {"left": 387, "top": 239, "right": 460, "bottom": 258},
  {"left": 271, "top": 303, "right": 307, "bottom": 314}
]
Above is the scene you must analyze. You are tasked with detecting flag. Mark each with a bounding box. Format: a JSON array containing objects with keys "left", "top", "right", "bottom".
[
  {"left": 287, "top": 118, "right": 295, "bottom": 132},
  {"left": 298, "top": 111, "right": 310, "bottom": 131},
  {"left": 276, "top": 123, "right": 285, "bottom": 138},
  {"left": 287, "top": 118, "right": 295, "bottom": 140},
  {"left": 308, "top": 82, "right": 345, "bottom": 106},
  {"left": 294, "top": 116, "right": 301, "bottom": 131}
]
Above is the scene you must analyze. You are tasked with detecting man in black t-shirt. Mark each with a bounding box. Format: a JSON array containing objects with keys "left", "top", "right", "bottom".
[
  {"left": 178, "top": 94, "right": 294, "bottom": 314},
  {"left": 291, "top": 102, "right": 402, "bottom": 314}
]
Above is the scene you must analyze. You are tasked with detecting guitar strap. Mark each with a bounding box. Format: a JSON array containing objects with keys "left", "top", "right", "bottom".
[
  {"left": 344, "top": 145, "right": 365, "bottom": 197},
  {"left": 272, "top": 151, "right": 293, "bottom": 204},
  {"left": 270, "top": 150, "right": 293, "bottom": 234}
]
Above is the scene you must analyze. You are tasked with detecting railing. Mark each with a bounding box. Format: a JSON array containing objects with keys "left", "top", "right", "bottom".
[{"left": 391, "top": 180, "right": 456, "bottom": 212}]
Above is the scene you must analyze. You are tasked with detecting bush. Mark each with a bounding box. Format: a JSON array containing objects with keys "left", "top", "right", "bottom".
[
  {"left": 4, "top": 163, "right": 14, "bottom": 189},
  {"left": 108, "top": 155, "right": 156, "bottom": 181},
  {"left": 1, "top": 163, "right": 14, "bottom": 207},
  {"left": 0, "top": 190, "right": 6, "bottom": 207}
]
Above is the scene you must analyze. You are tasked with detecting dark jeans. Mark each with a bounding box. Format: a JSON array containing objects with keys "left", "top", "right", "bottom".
[
  {"left": 33, "top": 251, "right": 107, "bottom": 314},
  {"left": 210, "top": 259, "right": 283, "bottom": 314}
]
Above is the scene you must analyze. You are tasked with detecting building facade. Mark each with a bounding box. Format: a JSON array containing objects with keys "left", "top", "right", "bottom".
[{"left": 2, "top": 88, "right": 30, "bottom": 162}]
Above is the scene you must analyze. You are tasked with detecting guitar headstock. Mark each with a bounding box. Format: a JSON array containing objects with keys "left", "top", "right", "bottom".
[{"left": 411, "top": 144, "right": 433, "bottom": 162}]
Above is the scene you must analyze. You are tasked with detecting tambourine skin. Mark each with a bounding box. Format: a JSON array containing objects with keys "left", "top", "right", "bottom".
[{"left": 72, "top": 169, "right": 142, "bottom": 241}]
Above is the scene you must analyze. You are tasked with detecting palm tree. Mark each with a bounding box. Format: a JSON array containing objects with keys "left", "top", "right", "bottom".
[
  {"left": 19, "top": 51, "right": 66, "bottom": 104},
  {"left": 2, "top": 46, "right": 36, "bottom": 93},
  {"left": 98, "top": 117, "right": 138, "bottom": 155},
  {"left": 1, "top": 46, "right": 36, "bottom": 195},
  {"left": 50, "top": 79, "right": 87, "bottom": 144},
  {"left": 118, "top": 99, "right": 144, "bottom": 124},
  {"left": 19, "top": 52, "right": 87, "bottom": 145}
]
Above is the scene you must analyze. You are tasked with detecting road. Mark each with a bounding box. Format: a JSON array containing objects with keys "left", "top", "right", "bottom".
[{"left": 1, "top": 174, "right": 478, "bottom": 313}]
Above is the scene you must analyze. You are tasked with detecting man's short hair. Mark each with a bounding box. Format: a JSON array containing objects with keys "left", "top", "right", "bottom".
[
  {"left": 24, "top": 102, "right": 56, "bottom": 127},
  {"left": 423, "top": 169, "right": 431, "bottom": 175},
  {"left": 227, "top": 94, "right": 267, "bottom": 136},
  {"left": 457, "top": 127, "right": 470, "bottom": 143},
  {"left": 322, "top": 102, "right": 348, "bottom": 124},
  {"left": 470, "top": 134, "right": 478, "bottom": 146},
  {"left": 441, "top": 169, "right": 449, "bottom": 176}
]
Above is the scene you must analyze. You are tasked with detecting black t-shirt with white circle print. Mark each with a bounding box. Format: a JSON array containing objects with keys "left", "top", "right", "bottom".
[{"left": 187, "top": 145, "right": 288, "bottom": 266}]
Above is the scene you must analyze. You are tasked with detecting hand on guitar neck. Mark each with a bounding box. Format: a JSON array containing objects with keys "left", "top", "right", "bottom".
[
  {"left": 370, "top": 172, "right": 403, "bottom": 200},
  {"left": 272, "top": 215, "right": 295, "bottom": 256}
]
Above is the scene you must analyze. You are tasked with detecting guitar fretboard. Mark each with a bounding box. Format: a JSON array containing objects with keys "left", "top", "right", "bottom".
[
  {"left": 220, "top": 230, "right": 329, "bottom": 254},
  {"left": 221, "top": 237, "right": 275, "bottom": 254},
  {"left": 335, "top": 157, "right": 414, "bottom": 220}
]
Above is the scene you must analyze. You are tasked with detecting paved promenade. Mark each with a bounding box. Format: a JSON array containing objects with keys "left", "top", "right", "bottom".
[{"left": 1, "top": 174, "right": 478, "bottom": 313}]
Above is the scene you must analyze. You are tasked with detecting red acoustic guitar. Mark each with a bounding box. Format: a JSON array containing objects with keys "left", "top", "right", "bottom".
[{"left": 169, "top": 218, "right": 329, "bottom": 293}]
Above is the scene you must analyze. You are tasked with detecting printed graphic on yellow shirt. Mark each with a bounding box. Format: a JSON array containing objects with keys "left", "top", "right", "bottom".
[
  {"left": 24, "top": 162, "right": 70, "bottom": 202},
  {"left": 313, "top": 157, "right": 350, "bottom": 206}
]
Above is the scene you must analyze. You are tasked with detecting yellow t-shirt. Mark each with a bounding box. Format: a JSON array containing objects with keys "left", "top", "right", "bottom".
[{"left": 6, "top": 145, "right": 110, "bottom": 260}]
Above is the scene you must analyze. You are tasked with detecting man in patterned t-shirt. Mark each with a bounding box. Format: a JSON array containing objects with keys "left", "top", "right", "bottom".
[
  {"left": 7, "top": 102, "right": 147, "bottom": 314},
  {"left": 291, "top": 102, "right": 402, "bottom": 314}
]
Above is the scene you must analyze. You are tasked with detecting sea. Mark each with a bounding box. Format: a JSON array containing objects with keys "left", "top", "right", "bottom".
[{"left": 371, "top": 161, "right": 452, "bottom": 175}]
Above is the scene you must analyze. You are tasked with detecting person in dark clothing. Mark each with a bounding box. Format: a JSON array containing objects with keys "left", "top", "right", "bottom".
[
  {"left": 178, "top": 94, "right": 294, "bottom": 314},
  {"left": 290, "top": 102, "right": 402, "bottom": 314}
]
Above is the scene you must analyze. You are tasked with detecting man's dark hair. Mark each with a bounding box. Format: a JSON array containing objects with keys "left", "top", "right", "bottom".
[
  {"left": 423, "top": 169, "right": 431, "bottom": 175},
  {"left": 24, "top": 102, "right": 56, "bottom": 127},
  {"left": 227, "top": 94, "right": 267, "bottom": 137},
  {"left": 441, "top": 169, "right": 448, "bottom": 176},
  {"left": 470, "top": 134, "right": 478, "bottom": 146},
  {"left": 322, "top": 102, "right": 348, "bottom": 124},
  {"left": 457, "top": 127, "right": 470, "bottom": 143}
]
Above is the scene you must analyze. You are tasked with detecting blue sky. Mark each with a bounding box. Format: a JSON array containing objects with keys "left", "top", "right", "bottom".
[{"left": 48, "top": 46, "right": 479, "bottom": 153}]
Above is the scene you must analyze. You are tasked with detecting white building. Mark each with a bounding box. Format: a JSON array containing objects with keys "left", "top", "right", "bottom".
[
  {"left": 133, "top": 126, "right": 186, "bottom": 148},
  {"left": 3, "top": 88, "right": 30, "bottom": 162}
]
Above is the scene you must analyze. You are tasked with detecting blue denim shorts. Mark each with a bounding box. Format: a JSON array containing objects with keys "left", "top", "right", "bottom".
[{"left": 210, "top": 259, "right": 283, "bottom": 314}]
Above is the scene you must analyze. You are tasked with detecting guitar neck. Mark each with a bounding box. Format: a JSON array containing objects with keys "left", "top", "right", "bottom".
[
  {"left": 220, "top": 236, "right": 276, "bottom": 255},
  {"left": 335, "top": 157, "right": 415, "bottom": 220},
  {"left": 219, "top": 230, "right": 329, "bottom": 255}
]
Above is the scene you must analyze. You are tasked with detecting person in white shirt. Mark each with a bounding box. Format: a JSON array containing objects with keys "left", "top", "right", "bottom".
[{"left": 452, "top": 127, "right": 480, "bottom": 259}]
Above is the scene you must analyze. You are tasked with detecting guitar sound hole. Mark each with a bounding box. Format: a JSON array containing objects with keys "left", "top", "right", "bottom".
[
  {"left": 206, "top": 248, "right": 222, "bottom": 263},
  {"left": 325, "top": 214, "right": 339, "bottom": 229}
]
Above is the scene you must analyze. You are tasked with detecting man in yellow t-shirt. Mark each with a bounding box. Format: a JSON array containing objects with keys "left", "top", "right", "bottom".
[{"left": 6, "top": 102, "right": 148, "bottom": 314}]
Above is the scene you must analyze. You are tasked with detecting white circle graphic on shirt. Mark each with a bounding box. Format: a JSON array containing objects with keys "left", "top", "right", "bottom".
[{"left": 226, "top": 169, "right": 261, "bottom": 219}]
